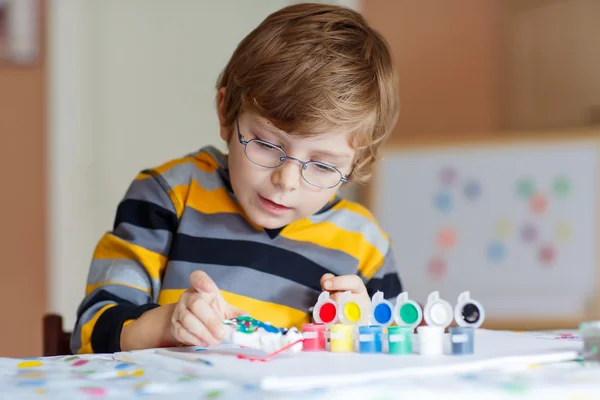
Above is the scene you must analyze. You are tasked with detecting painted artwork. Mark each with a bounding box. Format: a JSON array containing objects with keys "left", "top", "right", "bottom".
[{"left": 373, "top": 141, "right": 598, "bottom": 319}]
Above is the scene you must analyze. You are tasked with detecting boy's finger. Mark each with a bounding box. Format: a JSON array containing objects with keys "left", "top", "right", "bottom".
[
  {"left": 225, "top": 305, "right": 248, "bottom": 319},
  {"left": 320, "top": 273, "right": 336, "bottom": 290},
  {"left": 322, "top": 275, "right": 366, "bottom": 294},
  {"left": 189, "top": 270, "right": 218, "bottom": 297}
]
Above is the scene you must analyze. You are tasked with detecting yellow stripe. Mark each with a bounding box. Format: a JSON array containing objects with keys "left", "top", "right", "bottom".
[
  {"left": 157, "top": 289, "right": 310, "bottom": 330},
  {"left": 85, "top": 281, "right": 151, "bottom": 296},
  {"left": 78, "top": 304, "right": 116, "bottom": 354},
  {"left": 93, "top": 233, "right": 167, "bottom": 280},
  {"left": 281, "top": 218, "right": 385, "bottom": 279},
  {"left": 183, "top": 181, "right": 263, "bottom": 231},
  {"left": 135, "top": 155, "right": 218, "bottom": 181}
]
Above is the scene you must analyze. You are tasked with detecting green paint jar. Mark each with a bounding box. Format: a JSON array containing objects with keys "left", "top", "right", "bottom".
[{"left": 387, "top": 326, "right": 413, "bottom": 354}]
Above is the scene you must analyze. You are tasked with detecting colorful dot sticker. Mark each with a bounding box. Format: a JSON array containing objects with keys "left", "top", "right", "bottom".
[
  {"left": 434, "top": 192, "right": 453, "bottom": 213},
  {"left": 553, "top": 176, "right": 571, "bottom": 198},
  {"left": 427, "top": 256, "right": 447, "bottom": 278},
  {"left": 538, "top": 244, "right": 557, "bottom": 265},
  {"left": 463, "top": 179, "right": 482, "bottom": 201},
  {"left": 439, "top": 166, "right": 458, "bottom": 186},
  {"left": 516, "top": 177, "right": 536, "bottom": 199},
  {"left": 17, "top": 360, "right": 43, "bottom": 368},
  {"left": 529, "top": 193, "right": 549, "bottom": 214},
  {"left": 437, "top": 227, "right": 457, "bottom": 250},
  {"left": 487, "top": 240, "right": 507, "bottom": 262},
  {"left": 520, "top": 222, "right": 538, "bottom": 244},
  {"left": 494, "top": 217, "right": 512, "bottom": 239},
  {"left": 554, "top": 221, "right": 573, "bottom": 242}
]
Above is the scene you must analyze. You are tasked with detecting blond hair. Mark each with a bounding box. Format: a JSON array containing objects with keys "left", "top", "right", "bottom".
[{"left": 216, "top": 3, "right": 399, "bottom": 183}]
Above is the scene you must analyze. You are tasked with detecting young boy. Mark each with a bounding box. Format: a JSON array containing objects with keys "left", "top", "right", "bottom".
[{"left": 71, "top": 3, "right": 402, "bottom": 354}]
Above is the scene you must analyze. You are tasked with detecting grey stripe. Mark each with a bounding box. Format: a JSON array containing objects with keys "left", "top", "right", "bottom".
[
  {"left": 80, "top": 284, "right": 151, "bottom": 314},
  {"left": 113, "top": 223, "right": 173, "bottom": 256},
  {"left": 87, "top": 258, "right": 152, "bottom": 291},
  {"left": 124, "top": 178, "right": 177, "bottom": 214},
  {"left": 71, "top": 300, "right": 115, "bottom": 354},
  {"left": 308, "top": 206, "right": 390, "bottom": 257},
  {"left": 163, "top": 261, "right": 319, "bottom": 313},
  {"left": 199, "top": 146, "right": 228, "bottom": 170},
  {"left": 152, "top": 158, "right": 225, "bottom": 192},
  {"left": 178, "top": 209, "right": 360, "bottom": 275}
]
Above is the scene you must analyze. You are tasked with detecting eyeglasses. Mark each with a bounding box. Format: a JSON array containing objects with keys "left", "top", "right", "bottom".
[{"left": 236, "top": 118, "right": 353, "bottom": 189}]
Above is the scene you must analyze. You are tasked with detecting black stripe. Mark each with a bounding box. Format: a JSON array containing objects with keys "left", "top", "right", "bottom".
[
  {"left": 114, "top": 199, "right": 178, "bottom": 232},
  {"left": 169, "top": 234, "right": 330, "bottom": 291},
  {"left": 366, "top": 272, "right": 403, "bottom": 299},
  {"left": 78, "top": 289, "right": 159, "bottom": 353}
]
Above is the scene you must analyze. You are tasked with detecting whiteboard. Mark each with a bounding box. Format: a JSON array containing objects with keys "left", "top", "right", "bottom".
[{"left": 370, "top": 140, "right": 599, "bottom": 321}]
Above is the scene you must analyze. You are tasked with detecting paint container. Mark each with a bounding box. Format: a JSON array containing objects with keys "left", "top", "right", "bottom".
[
  {"left": 337, "top": 291, "right": 364, "bottom": 325},
  {"left": 579, "top": 321, "right": 600, "bottom": 362},
  {"left": 312, "top": 291, "right": 338, "bottom": 325},
  {"left": 454, "top": 291, "right": 485, "bottom": 329},
  {"left": 393, "top": 292, "right": 423, "bottom": 329},
  {"left": 387, "top": 326, "right": 413, "bottom": 355},
  {"left": 419, "top": 291, "right": 453, "bottom": 355},
  {"left": 449, "top": 326, "right": 474, "bottom": 355},
  {"left": 302, "top": 323, "right": 326, "bottom": 351},
  {"left": 329, "top": 324, "right": 354, "bottom": 352},
  {"left": 450, "top": 291, "right": 485, "bottom": 355},
  {"left": 358, "top": 325, "right": 383, "bottom": 353},
  {"left": 369, "top": 291, "right": 395, "bottom": 327}
]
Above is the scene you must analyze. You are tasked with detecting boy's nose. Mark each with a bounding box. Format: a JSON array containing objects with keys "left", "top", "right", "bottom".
[{"left": 272, "top": 160, "right": 301, "bottom": 191}]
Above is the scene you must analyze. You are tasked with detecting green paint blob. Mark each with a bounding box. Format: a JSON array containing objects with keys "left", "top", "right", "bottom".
[
  {"left": 516, "top": 178, "right": 535, "bottom": 199},
  {"left": 400, "top": 303, "right": 418, "bottom": 324},
  {"left": 553, "top": 176, "right": 571, "bottom": 197}
]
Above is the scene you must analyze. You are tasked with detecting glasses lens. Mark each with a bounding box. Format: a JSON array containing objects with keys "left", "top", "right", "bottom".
[
  {"left": 246, "top": 140, "right": 285, "bottom": 168},
  {"left": 303, "top": 162, "right": 342, "bottom": 188}
]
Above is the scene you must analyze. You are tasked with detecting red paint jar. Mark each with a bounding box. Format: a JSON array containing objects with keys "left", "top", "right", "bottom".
[{"left": 302, "top": 323, "right": 327, "bottom": 351}]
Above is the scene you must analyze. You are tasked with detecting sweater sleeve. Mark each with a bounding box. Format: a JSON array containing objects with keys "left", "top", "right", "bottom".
[{"left": 71, "top": 170, "right": 179, "bottom": 354}]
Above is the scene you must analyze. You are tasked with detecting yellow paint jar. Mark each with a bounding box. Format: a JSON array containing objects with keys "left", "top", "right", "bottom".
[{"left": 329, "top": 324, "right": 354, "bottom": 352}]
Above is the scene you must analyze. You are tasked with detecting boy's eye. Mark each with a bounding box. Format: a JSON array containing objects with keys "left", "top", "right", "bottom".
[
  {"left": 256, "top": 141, "right": 279, "bottom": 151},
  {"left": 310, "top": 163, "right": 338, "bottom": 174}
]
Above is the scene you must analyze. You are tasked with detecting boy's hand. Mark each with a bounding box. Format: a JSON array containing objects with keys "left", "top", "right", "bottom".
[
  {"left": 320, "top": 273, "right": 371, "bottom": 320},
  {"left": 170, "top": 270, "right": 246, "bottom": 347}
]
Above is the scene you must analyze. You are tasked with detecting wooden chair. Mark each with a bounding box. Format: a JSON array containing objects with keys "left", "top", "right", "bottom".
[{"left": 43, "top": 314, "right": 72, "bottom": 356}]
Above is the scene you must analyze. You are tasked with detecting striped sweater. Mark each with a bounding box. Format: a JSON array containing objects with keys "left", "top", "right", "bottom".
[{"left": 71, "top": 146, "right": 402, "bottom": 354}]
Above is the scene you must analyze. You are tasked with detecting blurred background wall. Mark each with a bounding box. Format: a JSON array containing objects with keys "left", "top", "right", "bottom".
[{"left": 0, "top": 0, "right": 598, "bottom": 356}]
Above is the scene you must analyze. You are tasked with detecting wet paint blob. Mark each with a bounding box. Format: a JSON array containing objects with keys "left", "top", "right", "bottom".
[
  {"left": 373, "top": 303, "right": 392, "bottom": 324},
  {"left": 464, "top": 179, "right": 482, "bottom": 201},
  {"left": 318, "top": 303, "right": 337, "bottom": 323},
  {"left": 434, "top": 192, "right": 453, "bottom": 213},
  {"left": 343, "top": 302, "right": 361, "bottom": 322},
  {"left": 437, "top": 227, "right": 458, "bottom": 250},
  {"left": 427, "top": 257, "right": 447, "bottom": 278},
  {"left": 487, "top": 241, "right": 507, "bottom": 262},
  {"left": 439, "top": 166, "right": 458, "bottom": 186},
  {"left": 530, "top": 193, "right": 549, "bottom": 215},
  {"left": 516, "top": 177, "right": 536, "bottom": 199},
  {"left": 399, "top": 303, "right": 419, "bottom": 325}
]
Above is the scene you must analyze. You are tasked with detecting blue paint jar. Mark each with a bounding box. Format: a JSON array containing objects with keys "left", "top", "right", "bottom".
[
  {"left": 449, "top": 326, "right": 474, "bottom": 355},
  {"left": 358, "top": 325, "right": 383, "bottom": 353}
]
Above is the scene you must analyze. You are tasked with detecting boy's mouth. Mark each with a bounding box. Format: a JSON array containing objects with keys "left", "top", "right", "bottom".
[{"left": 258, "top": 194, "right": 292, "bottom": 214}]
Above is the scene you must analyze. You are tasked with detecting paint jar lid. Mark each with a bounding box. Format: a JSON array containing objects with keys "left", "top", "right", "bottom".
[
  {"left": 580, "top": 321, "right": 600, "bottom": 336},
  {"left": 423, "top": 291, "right": 453, "bottom": 329},
  {"left": 454, "top": 291, "right": 486, "bottom": 328},
  {"left": 393, "top": 292, "right": 423, "bottom": 329},
  {"left": 312, "top": 291, "right": 338, "bottom": 324},
  {"left": 369, "top": 291, "right": 395, "bottom": 327},
  {"left": 337, "top": 291, "right": 364, "bottom": 325}
]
